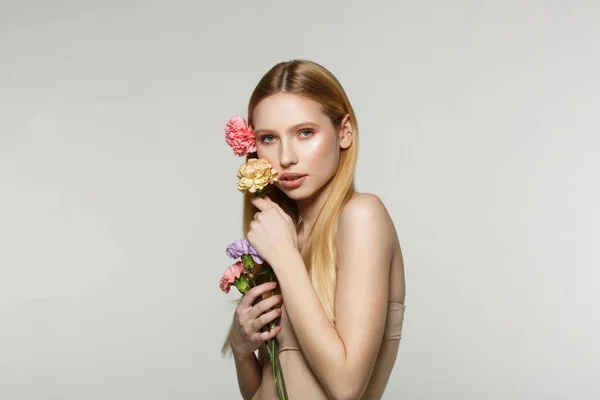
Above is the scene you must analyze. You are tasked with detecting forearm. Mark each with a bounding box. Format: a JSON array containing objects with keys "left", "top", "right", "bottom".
[
  {"left": 272, "top": 249, "right": 353, "bottom": 398},
  {"left": 233, "top": 350, "right": 262, "bottom": 400}
]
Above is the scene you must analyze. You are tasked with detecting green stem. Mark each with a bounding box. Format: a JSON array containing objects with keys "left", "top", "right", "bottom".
[
  {"left": 266, "top": 270, "right": 288, "bottom": 400},
  {"left": 274, "top": 339, "right": 288, "bottom": 399},
  {"left": 272, "top": 340, "right": 285, "bottom": 400},
  {"left": 249, "top": 265, "right": 285, "bottom": 397},
  {"left": 273, "top": 348, "right": 283, "bottom": 398},
  {"left": 246, "top": 258, "right": 287, "bottom": 399},
  {"left": 265, "top": 343, "right": 285, "bottom": 400}
]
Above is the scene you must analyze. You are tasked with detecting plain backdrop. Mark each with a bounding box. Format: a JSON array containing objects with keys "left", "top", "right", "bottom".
[{"left": 1, "top": 1, "right": 598, "bottom": 399}]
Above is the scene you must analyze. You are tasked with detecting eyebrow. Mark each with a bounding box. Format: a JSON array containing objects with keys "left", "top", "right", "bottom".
[{"left": 254, "top": 121, "right": 320, "bottom": 136}]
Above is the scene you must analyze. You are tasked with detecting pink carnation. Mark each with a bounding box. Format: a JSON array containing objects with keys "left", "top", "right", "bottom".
[
  {"left": 225, "top": 116, "right": 257, "bottom": 156},
  {"left": 219, "top": 261, "right": 248, "bottom": 294}
]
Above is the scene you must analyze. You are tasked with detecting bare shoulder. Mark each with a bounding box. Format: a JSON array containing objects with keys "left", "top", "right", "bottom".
[
  {"left": 340, "top": 192, "right": 392, "bottom": 224},
  {"left": 338, "top": 192, "right": 397, "bottom": 246}
]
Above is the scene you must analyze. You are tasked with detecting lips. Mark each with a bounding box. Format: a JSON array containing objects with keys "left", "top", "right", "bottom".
[
  {"left": 280, "top": 172, "right": 307, "bottom": 181},
  {"left": 279, "top": 175, "right": 307, "bottom": 189}
]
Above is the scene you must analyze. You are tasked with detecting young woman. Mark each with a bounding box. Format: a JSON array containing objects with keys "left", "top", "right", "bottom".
[{"left": 221, "top": 59, "right": 406, "bottom": 400}]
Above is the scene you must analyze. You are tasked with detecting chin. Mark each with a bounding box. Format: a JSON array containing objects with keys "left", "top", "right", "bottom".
[
  {"left": 278, "top": 186, "right": 321, "bottom": 202},
  {"left": 275, "top": 185, "right": 306, "bottom": 200},
  {"left": 285, "top": 192, "right": 312, "bottom": 201},
  {"left": 279, "top": 190, "right": 306, "bottom": 201}
]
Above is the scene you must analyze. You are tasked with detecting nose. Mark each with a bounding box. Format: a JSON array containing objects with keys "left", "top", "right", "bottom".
[{"left": 279, "top": 139, "right": 298, "bottom": 167}]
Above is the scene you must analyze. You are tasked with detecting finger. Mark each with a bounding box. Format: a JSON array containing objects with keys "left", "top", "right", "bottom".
[
  {"left": 256, "top": 325, "right": 282, "bottom": 342},
  {"left": 264, "top": 196, "right": 292, "bottom": 222},
  {"left": 252, "top": 307, "right": 283, "bottom": 331},
  {"left": 240, "top": 281, "right": 277, "bottom": 308},
  {"left": 250, "top": 196, "right": 271, "bottom": 211},
  {"left": 250, "top": 294, "right": 283, "bottom": 319}
]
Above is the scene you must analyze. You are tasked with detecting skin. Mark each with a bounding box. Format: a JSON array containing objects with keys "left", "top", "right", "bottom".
[
  {"left": 252, "top": 93, "right": 353, "bottom": 234},
  {"left": 236, "top": 93, "right": 406, "bottom": 400},
  {"left": 230, "top": 281, "right": 283, "bottom": 400}
]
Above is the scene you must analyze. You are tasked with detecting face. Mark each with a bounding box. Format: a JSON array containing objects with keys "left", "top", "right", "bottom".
[{"left": 252, "top": 93, "right": 352, "bottom": 201}]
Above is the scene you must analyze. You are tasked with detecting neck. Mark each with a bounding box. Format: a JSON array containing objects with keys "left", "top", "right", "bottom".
[{"left": 295, "top": 184, "right": 332, "bottom": 236}]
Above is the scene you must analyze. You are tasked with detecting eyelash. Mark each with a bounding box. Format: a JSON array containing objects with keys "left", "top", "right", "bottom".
[{"left": 259, "top": 129, "right": 314, "bottom": 144}]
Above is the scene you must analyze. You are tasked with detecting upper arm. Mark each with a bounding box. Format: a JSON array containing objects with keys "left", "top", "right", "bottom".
[{"left": 334, "top": 193, "right": 396, "bottom": 394}]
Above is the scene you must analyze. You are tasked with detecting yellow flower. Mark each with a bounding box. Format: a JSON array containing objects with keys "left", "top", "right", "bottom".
[{"left": 236, "top": 158, "right": 279, "bottom": 194}]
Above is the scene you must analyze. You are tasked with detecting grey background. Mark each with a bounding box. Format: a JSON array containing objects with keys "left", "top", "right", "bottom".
[{"left": 1, "top": 1, "right": 598, "bottom": 399}]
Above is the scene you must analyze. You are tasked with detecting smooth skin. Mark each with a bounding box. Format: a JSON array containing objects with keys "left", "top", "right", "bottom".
[
  {"left": 248, "top": 194, "right": 397, "bottom": 400},
  {"left": 252, "top": 93, "right": 353, "bottom": 229},
  {"left": 231, "top": 281, "right": 284, "bottom": 400},
  {"left": 231, "top": 282, "right": 283, "bottom": 357},
  {"left": 233, "top": 93, "right": 404, "bottom": 400}
]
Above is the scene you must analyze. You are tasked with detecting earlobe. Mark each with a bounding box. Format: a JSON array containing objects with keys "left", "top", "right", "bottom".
[{"left": 340, "top": 131, "right": 353, "bottom": 149}]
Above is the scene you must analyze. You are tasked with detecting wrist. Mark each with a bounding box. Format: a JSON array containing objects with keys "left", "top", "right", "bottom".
[
  {"left": 232, "top": 348, "right": 255, "bottom": 361},
  {"left": 270, "top": 245, "right": 301, "bottom": 270}
]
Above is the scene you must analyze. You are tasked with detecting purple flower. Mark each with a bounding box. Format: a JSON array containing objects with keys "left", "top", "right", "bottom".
[{"left": 225, "top": 239, "right": 264, "bottom": 264}]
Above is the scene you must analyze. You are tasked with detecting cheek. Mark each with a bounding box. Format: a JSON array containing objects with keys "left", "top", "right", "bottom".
[
  {"left": 305, "top": 136, "right": 339, "bottom": 170},
  {"left": 256, "top": 147, "right": 277, "bottom": 166}
]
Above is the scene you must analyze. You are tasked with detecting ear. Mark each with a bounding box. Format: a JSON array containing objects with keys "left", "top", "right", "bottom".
[{"left": 338, "top": 113, "right": 353, "bottom": 149}]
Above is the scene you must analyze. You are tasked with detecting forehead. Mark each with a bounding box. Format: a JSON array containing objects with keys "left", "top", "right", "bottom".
[{"left": 252, "top": 93, "right": 328, "bottom": 129}]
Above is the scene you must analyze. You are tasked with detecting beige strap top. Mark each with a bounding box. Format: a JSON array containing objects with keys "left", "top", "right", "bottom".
[{"left": 251, "top": 301, "right": 406, "bottom": 399}]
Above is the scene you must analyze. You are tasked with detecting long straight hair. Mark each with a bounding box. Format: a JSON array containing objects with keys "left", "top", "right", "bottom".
[{"left": 221, "top": 59, "right": 359, "bottom": 356}]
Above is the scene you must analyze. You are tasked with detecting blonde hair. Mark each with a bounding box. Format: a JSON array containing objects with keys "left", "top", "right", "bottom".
[{"left": 221, "top": 59, "right": 359, "bottom": 356}]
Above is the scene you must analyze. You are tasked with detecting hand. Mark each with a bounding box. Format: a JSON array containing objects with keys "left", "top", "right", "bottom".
[
  {"left": 247, "top": 196, "right": 298, "bottom": 265},
  {"left": 230, "top": 282, "right": 283, "bottom": 358}
]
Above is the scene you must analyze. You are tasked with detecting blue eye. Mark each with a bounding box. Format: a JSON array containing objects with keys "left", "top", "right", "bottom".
[
  {"left": 299, "top": 129, "right": 314, "bottom": 138},
  {"left": 259, "top": 130, "right": 313, "bottom": 144},
  {"left": 260, "top": 134, "right": 276, "bottom": 143}
]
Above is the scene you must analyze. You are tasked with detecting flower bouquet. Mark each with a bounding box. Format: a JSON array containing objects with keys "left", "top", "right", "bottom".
[{"left": 219, "top": 116, "right": 288, "bottom": 399}]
